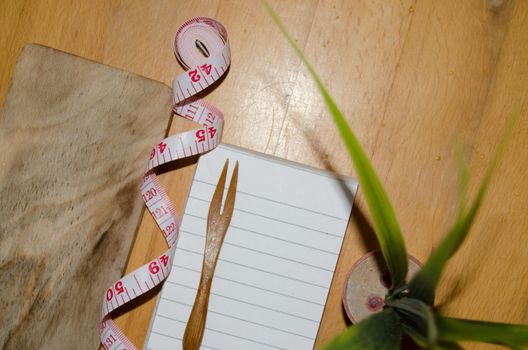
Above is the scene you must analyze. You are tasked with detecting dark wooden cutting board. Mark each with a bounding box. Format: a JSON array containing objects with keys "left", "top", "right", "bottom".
[{"left": 0, "top": 44, "right": 172, "bottom": 349}]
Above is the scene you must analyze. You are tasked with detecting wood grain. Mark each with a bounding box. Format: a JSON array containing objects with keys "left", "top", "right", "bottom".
[
  {"left": 0, "top": 44, "right": 172, "bottom": 349},
  {"left": 1, "top": 1, "right": 527, "bottom": 349}
]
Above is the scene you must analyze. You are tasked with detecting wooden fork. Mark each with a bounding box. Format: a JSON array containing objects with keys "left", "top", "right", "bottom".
[{"left": 182, "top": 159, "right": 239, "bottom": 350}]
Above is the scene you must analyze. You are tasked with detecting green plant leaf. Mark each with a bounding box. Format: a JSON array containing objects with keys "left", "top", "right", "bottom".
[
  {"left": 263, "top": 1, "right": 408, "bottom": 289},
  {"left": 436, "top": 315, "right": 528, "bottom": 348},
  {"left": 453, "top": 140, "right": 470, "bottom": 217},
  {"left": 408, "top": 108, "right": 519, "bottom": 304},
  {"left": 321, "top": 308, "right": 402, "bottom": 350},
  {"left": 385, "top": 297, "right": 438, "bottom": 347}
]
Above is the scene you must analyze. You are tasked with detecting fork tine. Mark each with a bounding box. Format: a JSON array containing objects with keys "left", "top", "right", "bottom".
[
  {"left": 208, "top": 159, "right": 229, "bottom": 224},
  {"left": 221, "top": 160, "right": 238, "bottom": 221}
]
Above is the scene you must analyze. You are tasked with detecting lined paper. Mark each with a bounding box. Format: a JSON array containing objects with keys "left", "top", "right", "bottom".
[{"left": 145, "top": 144, "right": 357, "bottom": 350}]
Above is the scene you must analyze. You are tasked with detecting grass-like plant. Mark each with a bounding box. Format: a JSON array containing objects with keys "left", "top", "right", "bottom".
[{"left": 265, "top": 3, "right": 528, "bottom": 349}]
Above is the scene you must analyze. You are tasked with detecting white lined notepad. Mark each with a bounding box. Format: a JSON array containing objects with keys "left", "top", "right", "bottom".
[{"left": 145, "top": 144, "right": 357, "bottom": 350}]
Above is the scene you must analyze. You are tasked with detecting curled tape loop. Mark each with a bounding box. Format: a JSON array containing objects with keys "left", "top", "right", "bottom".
[
  {"left": 99, "top": 17, "right": 230, "bottom": 350},
  {"left": 175, "top": 17, "right": 228, "bottom": 69}
]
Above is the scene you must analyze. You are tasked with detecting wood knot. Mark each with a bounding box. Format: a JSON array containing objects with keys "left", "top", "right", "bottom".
[{"left": 488, "top": 0, "right": 505, "bottom": 8}]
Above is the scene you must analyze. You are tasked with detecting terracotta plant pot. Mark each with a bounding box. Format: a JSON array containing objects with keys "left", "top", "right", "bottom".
[{"left": 343, "top": 251, "right": 422, "bottom": 323}]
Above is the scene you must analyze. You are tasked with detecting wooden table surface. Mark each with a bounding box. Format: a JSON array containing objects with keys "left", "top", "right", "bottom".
[{"left": 1, "top": 1, "right": 527, "bottom": 349}]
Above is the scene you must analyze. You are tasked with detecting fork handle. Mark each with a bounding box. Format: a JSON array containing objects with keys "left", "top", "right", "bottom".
[{"left": 182, "top": 272, "right": 213, "bottom": 350}]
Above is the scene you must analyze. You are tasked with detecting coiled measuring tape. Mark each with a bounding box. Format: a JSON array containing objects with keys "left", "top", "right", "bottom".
[{"left": 99, "top": 17, "right": 230, "bottom": 350}]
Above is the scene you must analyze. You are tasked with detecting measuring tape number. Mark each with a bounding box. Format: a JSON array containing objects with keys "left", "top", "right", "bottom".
[{"left": 99, "top": 17, "right": 230, "bottom": 350}]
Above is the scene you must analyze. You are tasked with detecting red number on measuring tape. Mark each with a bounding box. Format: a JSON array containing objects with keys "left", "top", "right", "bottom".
[
  {"left": 196, "top": 129, "right": 206, "bottom": 142},
  {"left": 106, "top": 288, "right": 113, "bottom": 301},
  {"left": 142, "top": 188, "right": 157, "bottom": 203},
  {"left": 163, "top": 223, "right": 176, "bottom": 238},
  {"left": 200, "top": 63, "right": 212, "bottom": 75},
  {"left": 150, "top": 148, "right": 156, "bottom": 160},
  {"left": 149, "top": 261, "right": 160, "bottom": 274},
  {"left": 158, "top": 142, "right": 167, "bottom": 154},
  {"left": 115, "top": 281, "right": 124, "bottom": 295},
  {"left": 188, "top": 69, "right": 201, "bottom": 82},
  {"left": 205, "top": 112, "right": 216, "bottom": 125},
  {"left": 153, "top": 206, "right": 169, "bottom": 220},
  {"left": 208, "top": 127, "right": 217, "bottom": 138},
  {"left": 160, "top": 255, "right": 169, "bottom": 267},
  {"left": 103, "top": 334, "right": 118, "bottom": 348}
]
